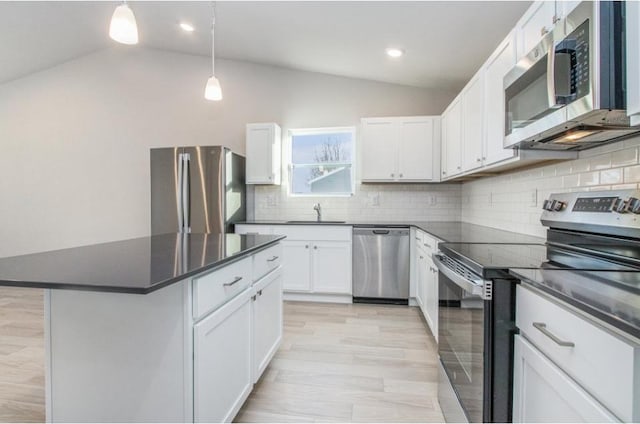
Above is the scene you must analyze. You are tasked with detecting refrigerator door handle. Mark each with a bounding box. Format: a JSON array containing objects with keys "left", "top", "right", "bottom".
[
  {"left": 177, "top": 153, "right": 185, "bottom": 232},
  {"left": 182, "top": 153, "right": 191, "bottom": 233}
]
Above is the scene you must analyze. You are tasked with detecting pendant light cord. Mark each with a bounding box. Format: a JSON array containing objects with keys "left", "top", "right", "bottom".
[{"left": 211, "top": 1, "right": 216, "bottom": 75}]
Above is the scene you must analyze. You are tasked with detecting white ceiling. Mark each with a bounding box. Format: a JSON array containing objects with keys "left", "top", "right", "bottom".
[{"left": 0, "top": 1, "right": 531, "bottom": 90}]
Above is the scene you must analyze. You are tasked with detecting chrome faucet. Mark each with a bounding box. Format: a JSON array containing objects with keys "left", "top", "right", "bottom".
[{"left": 313, "top": 203, "right": 322, "bottom": 222}]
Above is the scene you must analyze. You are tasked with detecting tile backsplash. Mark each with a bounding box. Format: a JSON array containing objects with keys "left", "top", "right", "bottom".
[
  {"left": 253, "top": 183, "right": 462, "bottom": 222},
  {"left": 251, "top": 138, "right": 640, "bottom": 237},
  {"left": 461, "top": 137, "right": 640, "bottom": 238}
]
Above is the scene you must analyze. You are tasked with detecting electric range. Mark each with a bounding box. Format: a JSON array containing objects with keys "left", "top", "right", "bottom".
[{"left": 434, "top": 189, "right": 640, "bottom": 423}]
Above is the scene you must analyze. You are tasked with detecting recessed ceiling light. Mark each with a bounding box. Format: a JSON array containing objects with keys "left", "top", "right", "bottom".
[
  {"left": 180, "top": 22, "right": 195, "bottom": 32},
  {"left": 386, "top": 48, "right": 404, "bottom": 58}
]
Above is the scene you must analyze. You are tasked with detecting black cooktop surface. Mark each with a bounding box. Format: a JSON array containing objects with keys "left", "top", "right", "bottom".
[{"left": 438, "top": 243, "right": 550, "bottom": 276}]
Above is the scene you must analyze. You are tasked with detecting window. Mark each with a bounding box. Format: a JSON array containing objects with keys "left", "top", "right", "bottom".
[{"left": 289, "top": 127, "right": 355, "bottom": 196}]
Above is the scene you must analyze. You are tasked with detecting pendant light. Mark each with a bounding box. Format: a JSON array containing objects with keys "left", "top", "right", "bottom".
[
  {"left": 204, "top": 2, "right": 222, "bottom": 101},
  {"left": 109, "top": 1, "right": 139, "bottom": 45}
]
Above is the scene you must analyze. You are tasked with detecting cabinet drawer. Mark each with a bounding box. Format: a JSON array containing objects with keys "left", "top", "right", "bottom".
[
  {"left": 269, "top": 225, "right": 351, "bottom": 241},
  {"left": 516, "top": 285, "right": 639, "bottom": 422},
  {"left": 253, "top": 243, "right": 283, "bottom": 281},
  {"left": 416, "top": 230, "right": 438, "bottom": 255},
  {"left": 193, "top": 257, "right": 253, "bottom": 320}
]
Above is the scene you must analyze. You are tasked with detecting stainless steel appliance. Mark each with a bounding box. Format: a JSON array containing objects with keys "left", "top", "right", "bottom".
[
  {"left": 150, "top": 146, "right": 246, "bottom": 234},
  {"left": 352, "top": 226, "right": 410, "bottom": 304},
  {"left": 434, "top": 189, "right": 640, "bottom": 422},
  {"left": 434, "top": 244, "right": 521, "bottom": 423},
  {"left": 504, "top": 1, "right": 639, "bottom": 151}
]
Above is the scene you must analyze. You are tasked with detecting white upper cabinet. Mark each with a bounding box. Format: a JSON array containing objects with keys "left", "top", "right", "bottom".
[
  {"left": 442, "top": 99, "right": 463, "bottom": 179},
  {"left": 398, "top": 118, "right": 437, "bottom": 180},
  {"left": 515, "top": 1, "right": 556, "bottom": 60},
  {"left": 483, "top": 31, "right": 518, "bottom": 165},
  {"left": 461, "top": 72, "right": 485, "bottom": 172},
  {"left": 361, "top": 118, "right": 398, "bottom": 180},
  {"left": 246, "top": 123, "right": 281, "bottom": 185},
  {"left": 628, "top": 0, "right": 640, "bottom": 126},
  {"left": 361, "top": 116, "right": 440, "bottom": 182},
  {"left": 556, "top": 1, "right": 580, "bottom": 21},
  {"left": 515, "top": 1, "right": 580, "bottom": 60}
]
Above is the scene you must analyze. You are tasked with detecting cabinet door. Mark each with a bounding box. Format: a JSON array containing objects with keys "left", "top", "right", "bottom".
[
  {"left": 513, "top": 336, "right": 618, "bottom": 423},
  {"left": 312, "top": 241, "right": 352, "bottom": 294},
  {"left": 282, "top": 241, "right": 312, "bottom": 292},
  {"left": 483, "top": 32, "right": 518, "bottom": 165},
  {"left": 398, "top": 118, "right": 435, "bottom": 181},
  {"left": 415, "top": 251, "right": 425, "bottom": 307},
  {"left": 246, "top": 123, "right": 280, "bottom": 185},
  {"left": 194, "top": 289, "right": 253, "bottom": 423},
  {"left": 516, "top": 1, "right": 555, "bottom": 60},
  {"left": 443, "top": 98, "right": 463, "bottom": 178},
  {"left": 628, "top": 0, "right": 640, "bottom": 126},
  {"left": 361, "top": 119, "right": 398, "bottom": 181},
  {"left": 252, "top": 268, "right": 283, "bottom": 383},
  {"left": 425, "top": 258, "right": 438, "bottom": 340},
  {"left": 557, "top": 0, "right": 580, "bottom": 20},
  {"left": 461, "top": 73, "right": 485, "bottom": 172}
]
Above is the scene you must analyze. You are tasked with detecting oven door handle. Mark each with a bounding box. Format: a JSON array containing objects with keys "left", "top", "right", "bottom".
[{"left": 432, "top": 253, "right": 492, "bottom": 300}]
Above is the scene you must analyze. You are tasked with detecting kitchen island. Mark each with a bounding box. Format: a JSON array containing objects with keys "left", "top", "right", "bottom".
[{"left": 0, "top": 233, "right": 285, "bottom": 422}]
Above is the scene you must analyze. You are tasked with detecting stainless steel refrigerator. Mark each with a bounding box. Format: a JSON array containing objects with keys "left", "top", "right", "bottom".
[{"left": 150, "top": 146, "right": 246, "bottom": 234}]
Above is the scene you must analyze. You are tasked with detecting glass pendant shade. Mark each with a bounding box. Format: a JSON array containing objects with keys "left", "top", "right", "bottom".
[
  {"left": 109, "top": 3, "right": 139, "bottom": 45},
  {"left": 204, "top": 76, "right": 223, "bottom": 101}
]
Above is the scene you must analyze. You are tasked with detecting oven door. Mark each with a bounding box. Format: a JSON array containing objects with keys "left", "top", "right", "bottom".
[{"left": 434, "top": 254, "right": 490, "bottom": 423}]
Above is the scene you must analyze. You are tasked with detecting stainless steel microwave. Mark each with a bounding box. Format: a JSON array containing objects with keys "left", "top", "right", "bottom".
[{"left": 504, "top": 1, "right": 639, "bottom": 151}]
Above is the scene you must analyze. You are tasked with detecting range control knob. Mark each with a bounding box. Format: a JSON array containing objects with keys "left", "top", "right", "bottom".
[
  {"left": 542, "top": 199, "right": 553, "bottom": 211},
  {"left": 627, "top": 197, "right": 640, "bottom": 214},
  {"left": 552, "top": 201, "right": 566, "bottom": 212},
  {"left": 612, "top": 198, "right": 628, "bottom": 213}
]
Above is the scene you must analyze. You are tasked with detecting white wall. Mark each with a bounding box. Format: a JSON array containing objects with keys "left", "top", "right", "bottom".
[
  {"left": 0, "top": 47, "right": 455, "bottom": 257},
  {"left": 461, "top": 138, "right": 640, "bottom": 237}
]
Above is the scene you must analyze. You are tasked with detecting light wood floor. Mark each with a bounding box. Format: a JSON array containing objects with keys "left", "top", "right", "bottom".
[
  {"left": 236, "top": 301, "right": 444, "bottom": 423},
  {"left": 0, "top": 287, "right": 45, "bottom": 423},
  {"left": 0, "top": 289, "right": 443, "bottom": 423}
]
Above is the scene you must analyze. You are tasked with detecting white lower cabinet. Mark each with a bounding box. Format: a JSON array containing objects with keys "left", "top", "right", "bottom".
[
  {"left": 415, "top": 249, "right": 425, "bottom": 308},
  {"left": 194, "top": 288, "right": 253, "bottom": 423},
  {"left": 424, "top": 255, "right": 438, "bottom": 340},
  {"left": 312, "top": 241, "right": 352, "bottom": 294},
  {"left": 513, "top": 335, "right": 618, "bottom": 423},
  {"left": 412, "top": 230, "right": 439, "bottom": 340},
  {"left": 252, "top": 268, "right": 283, "bottom": 382},
  {"left": 236, "top": 225, "right": 352, "bottom": 299},
  {"left": 281, "top": 240, "right": 312, "bottom": 292}
]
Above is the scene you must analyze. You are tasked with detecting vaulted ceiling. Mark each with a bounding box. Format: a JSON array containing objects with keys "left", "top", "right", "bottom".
[{"left": 0, "top": 1, "right": 530, "bottom": 90}]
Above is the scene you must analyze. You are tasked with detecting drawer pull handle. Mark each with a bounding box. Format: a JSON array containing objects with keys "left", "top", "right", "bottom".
[
  {"left": 258, "top": 289, "right": 263, "bottom": 296},
  {"left": 533, "top": 322, "right": 575, "bottom": 347},
  {"left": 223, "top": 276, "right": 243, "bottom": 287},
  {"left": 267, "top": 256, "right": 279, "bottom": 262},
  {"left": 423, "top": 243, "right": 432, "bottom": 249}
]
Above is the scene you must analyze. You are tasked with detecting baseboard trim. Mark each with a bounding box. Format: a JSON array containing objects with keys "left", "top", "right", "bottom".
[{"left": 283, "top": 292, "right": 353, "bottom": 304}]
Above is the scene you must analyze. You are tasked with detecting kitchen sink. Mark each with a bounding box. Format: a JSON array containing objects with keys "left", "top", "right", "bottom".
[{"left": 285, "top": 220, "right": 346, "bottom": 224}]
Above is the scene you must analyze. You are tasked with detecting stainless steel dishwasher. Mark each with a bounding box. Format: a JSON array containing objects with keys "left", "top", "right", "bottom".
[{"left": 352, "top": 226, "right": 410, "bottom": 304}]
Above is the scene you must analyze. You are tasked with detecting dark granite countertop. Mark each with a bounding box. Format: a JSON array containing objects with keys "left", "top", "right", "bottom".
[
  {"left": 236, "top": 221, "right": 544, "bottom": 244},
  {"left": 0, "top": 233, "right": 285, "bottom": 294}
]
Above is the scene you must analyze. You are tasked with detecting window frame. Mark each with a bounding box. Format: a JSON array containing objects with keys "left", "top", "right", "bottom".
[{"left": 287, "top": 126, "right": 356, "bottom": 197}]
